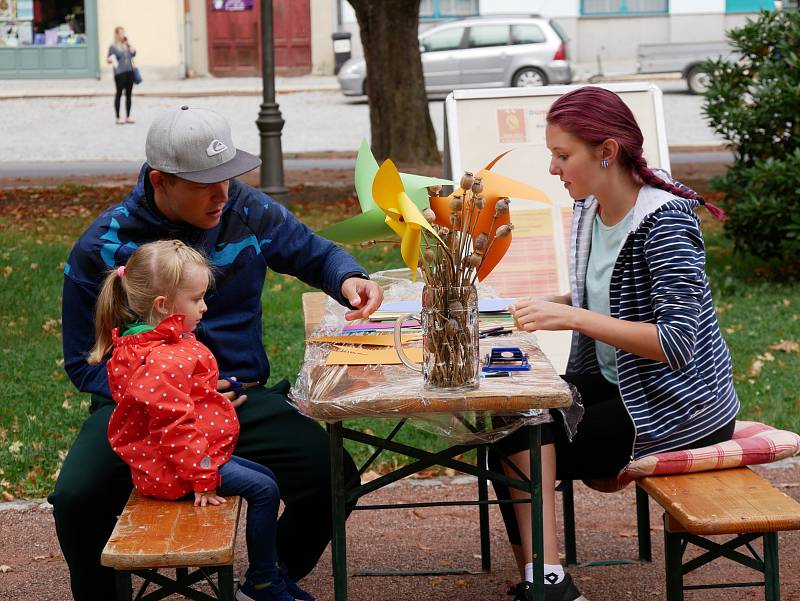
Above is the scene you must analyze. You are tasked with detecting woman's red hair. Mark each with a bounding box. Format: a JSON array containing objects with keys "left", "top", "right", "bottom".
[{"left": 546, "top": 86, "right": 725, "bottom": 220}]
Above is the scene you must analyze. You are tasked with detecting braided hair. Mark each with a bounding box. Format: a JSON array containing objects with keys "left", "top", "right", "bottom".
[{"left": 546, "top": 86, "right": 725, "bottom": 220}]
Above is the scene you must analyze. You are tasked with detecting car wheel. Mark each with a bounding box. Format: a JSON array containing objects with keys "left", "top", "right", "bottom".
[
  {"left": 512, "top": 67, "right": 548, "bottom": 87},
  {"left": 686, "top": 66, "right": 710, "bottom": 95}
]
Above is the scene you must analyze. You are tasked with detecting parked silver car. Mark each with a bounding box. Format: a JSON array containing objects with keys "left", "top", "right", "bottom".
[{"left": 337, "top": 15, "right": 573, "bottom": 96}]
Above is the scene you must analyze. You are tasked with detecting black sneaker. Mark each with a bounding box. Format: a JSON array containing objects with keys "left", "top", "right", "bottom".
[{"left": 507, "top": 574, "right": 588, "bottom": 601}]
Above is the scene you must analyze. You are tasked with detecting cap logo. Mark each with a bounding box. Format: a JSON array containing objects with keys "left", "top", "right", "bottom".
[{"left": 206, "top": 139, "right": 229, "bottom": 157}]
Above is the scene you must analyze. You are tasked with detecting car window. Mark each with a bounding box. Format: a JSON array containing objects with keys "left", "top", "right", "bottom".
[
  {"left": 422, "top": 27, "right": 465, "bottom": 52},
  {"left": 467, "top": 25, "right": 510, "bottom": 49},
  {"left": 511, "top": 24, "right": 546, "bottom": 45}
]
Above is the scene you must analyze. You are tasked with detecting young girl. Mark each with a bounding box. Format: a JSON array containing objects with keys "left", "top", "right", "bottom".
[
  {"left": 89, "top": 240, "right": 311, "bottom": 601},
  {"left": 492, "top": 87, "right": 739, "bottom": 601}
]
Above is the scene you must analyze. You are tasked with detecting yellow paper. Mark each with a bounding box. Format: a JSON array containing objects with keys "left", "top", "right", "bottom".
[
  {"left": 307, "top": 334, "right": 420, "bottom": 346},
  {"left": 325, "top": 346, "right": 424, "bottom": 366}
]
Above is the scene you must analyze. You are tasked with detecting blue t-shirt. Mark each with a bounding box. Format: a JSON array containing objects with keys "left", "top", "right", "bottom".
[{"left": 585, "top": 207, "right": 633, "bottom": 384}]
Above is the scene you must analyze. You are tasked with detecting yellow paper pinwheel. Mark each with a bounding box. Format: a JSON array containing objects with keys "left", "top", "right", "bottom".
[{"left": 373, "top": 159, "right": 443, "bottom": 280}]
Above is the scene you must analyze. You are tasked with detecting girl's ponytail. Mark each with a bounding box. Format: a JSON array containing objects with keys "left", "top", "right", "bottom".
[{"left": 87, "top": 269, "right": 135, "bottom": 364}]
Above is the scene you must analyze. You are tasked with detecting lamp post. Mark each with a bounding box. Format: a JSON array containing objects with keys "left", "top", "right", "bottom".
[{"left": 256, "top": 0, "right": 288, "bottom": 200}]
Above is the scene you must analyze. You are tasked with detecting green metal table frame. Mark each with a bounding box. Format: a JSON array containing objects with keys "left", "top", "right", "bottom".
[
  {"left": 327, "top": 415, "right": 548, "bottom": 601},
  {"left": 113, "top": 565, "right": 234, "bottom": 601}
]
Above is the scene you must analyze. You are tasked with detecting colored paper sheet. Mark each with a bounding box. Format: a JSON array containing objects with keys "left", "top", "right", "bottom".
[
  {"left": 325, "top": 346, "right": 423, "bottom": 366},
  {"left": 372, "top": 298, "right": 516, "bottom": 315},
  {"left": 307, "top": 334, "right": 420, "bottom": 346}
]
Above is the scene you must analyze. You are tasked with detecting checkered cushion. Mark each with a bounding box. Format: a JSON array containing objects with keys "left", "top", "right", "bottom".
[{"left": 583, "top": 421, "right": 800, "bottom": 493}]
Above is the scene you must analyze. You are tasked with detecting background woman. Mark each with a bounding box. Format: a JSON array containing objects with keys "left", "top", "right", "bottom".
[{"left": 107, "top": 26, "right": 136, "bottom": 125}]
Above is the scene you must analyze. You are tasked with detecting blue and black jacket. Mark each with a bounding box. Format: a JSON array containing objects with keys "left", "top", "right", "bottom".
[{"left": 62, "top": 165, "right": 368, "bottom": 398}]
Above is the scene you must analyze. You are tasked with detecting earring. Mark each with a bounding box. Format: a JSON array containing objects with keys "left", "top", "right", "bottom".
[{"left": 601, "top": 159, "right": 609, "bottom": 169}]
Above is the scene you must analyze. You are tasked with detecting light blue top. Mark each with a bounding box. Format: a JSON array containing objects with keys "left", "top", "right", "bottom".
[{"left": 585, "top": 207, "right": 633, "bottom": 384}]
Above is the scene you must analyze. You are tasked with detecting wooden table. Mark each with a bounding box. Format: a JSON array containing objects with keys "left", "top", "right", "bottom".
[{"left": 296, "top": 292, "right": 573, "bottom": 601}]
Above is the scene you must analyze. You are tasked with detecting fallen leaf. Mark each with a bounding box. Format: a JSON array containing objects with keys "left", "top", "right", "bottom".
[
  {"left": 783, "top": 298, "right": 791, "bottom": 307},
  {"left": 769, "top": 340, "right": 800, "bottom": 354},
  {"left": 412, "top": 509, "right": 428, "bottom": 520},
  {"left": 1, "top": 491, "right": 14, "bottom": 501},
  {"left": 415, "top": 542, "right": 432, "bottom": 550},
  {"left": 361, "top": 470, "right": 381, "bottom": 483},
  {"left": 749, "top": 359, "right": 764, "bottom": 377},
  {"left": 0, "top": 565, "right": 13, "bottom": 573}
]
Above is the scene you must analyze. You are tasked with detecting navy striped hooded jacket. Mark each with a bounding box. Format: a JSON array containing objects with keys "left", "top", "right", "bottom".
[
  {"left": 62, "top": 165, "right": 368, "bottom": 399},
  {"left": 566, "top": 182, "right": 739, "bottom": 460}
]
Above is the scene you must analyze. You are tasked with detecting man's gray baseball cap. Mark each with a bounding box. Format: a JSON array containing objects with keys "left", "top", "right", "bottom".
[{"left": 145, "top": 105, "right": 261, "bottom": 184}]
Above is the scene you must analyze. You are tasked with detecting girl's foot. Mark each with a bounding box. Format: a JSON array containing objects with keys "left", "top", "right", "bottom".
[
  {"left": 125, "top": 117, "right": 135, "bottom": 123},
  {"left": 115, "top": 117, "right": 125, "bottom": 124}
]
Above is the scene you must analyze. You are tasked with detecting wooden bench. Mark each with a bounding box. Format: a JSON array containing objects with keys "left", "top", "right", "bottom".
[
  {"left": 637, "top": 467, "right": 800, "bottom": 600},
  {"left": 101, "top": 491, "right": 242, "bottom": 601}
]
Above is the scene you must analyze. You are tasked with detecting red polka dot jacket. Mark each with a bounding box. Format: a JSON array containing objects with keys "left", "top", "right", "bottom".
[{"left": 106, "top": 314, "right": 239, "bottom": 499}]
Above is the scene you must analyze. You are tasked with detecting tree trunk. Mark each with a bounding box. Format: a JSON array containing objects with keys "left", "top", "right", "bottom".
[{"left": 347, "top": 0, "right": 440, "bottom": 165}]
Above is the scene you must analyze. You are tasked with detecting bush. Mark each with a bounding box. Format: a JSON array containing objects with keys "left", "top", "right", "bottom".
[{"left": 703, "top": 8, "right": 800, "bottom": 264}]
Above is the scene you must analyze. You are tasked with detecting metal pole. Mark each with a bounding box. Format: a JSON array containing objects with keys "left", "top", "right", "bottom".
[{"left": 257, "top": 0, "right": 288, "bottom": 200}]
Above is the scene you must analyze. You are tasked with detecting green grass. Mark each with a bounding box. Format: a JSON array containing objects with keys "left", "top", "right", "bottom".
[{"left": 0, "top": 184, "right": 798, "bottom": 499}]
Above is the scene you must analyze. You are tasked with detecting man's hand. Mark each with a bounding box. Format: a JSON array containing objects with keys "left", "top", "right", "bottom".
[
  {"left": 194, "top": 490, "right": 226, "bottom": 507},
  {"left": 217, "top": 377, "right": 250, "bottom": 409},
  {"left": 341, "top": 277, "right": 383, "bottom": 321}
]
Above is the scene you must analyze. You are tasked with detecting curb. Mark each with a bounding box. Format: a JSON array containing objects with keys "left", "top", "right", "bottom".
[{"left": 0, "top": 85, "right": 341, "bottom": 101}]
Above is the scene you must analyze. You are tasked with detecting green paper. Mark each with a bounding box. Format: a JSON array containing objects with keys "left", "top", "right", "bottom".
[
  {"left": 355, "top": 140, "right": 379, "bottom": 213},
  {"left": 317, "top": 209, "right": 393, "bottom": 244}
]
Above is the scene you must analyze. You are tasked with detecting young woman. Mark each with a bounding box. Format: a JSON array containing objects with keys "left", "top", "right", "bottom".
[
  {"left": 107, "top": 26, "right": 136, "bottom": 124},
  {"left": 492, "top": 86, "right": 739, "bottom": 601},
  {"left": 89, "top": 240, "right": 312, "bottom": 601}
]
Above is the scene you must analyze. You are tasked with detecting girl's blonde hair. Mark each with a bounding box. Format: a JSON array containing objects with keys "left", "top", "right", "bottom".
[{"left": 88, "top": 240, "right": 213, "bottom": 364}]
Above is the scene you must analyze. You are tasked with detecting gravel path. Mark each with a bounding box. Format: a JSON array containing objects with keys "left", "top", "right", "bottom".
[{"left": 2, "top": 460, "right": 798, "bottom": 601}]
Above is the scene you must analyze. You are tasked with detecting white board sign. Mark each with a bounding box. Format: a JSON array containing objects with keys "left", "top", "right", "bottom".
[{"left": 444, "top": 83, "right": 670, "bottom": 371}]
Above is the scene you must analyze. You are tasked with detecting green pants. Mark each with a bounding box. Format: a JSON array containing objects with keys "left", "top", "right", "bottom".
[{"left": 49, "top": 380, "right": 358, "bottom": 601}]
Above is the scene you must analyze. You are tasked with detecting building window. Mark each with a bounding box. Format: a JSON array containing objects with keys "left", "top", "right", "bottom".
[
  {"left": 725, "top": 0, "right": 774, "bottom": 12},
  {"left": 420, "top": 0, "right": 478, "bottom": 20},
  {"left": 0, "top": 0, "right": 86, "bottom": 47},
  {"left": 581, "top": 0, "right": 669, "bottom": 16}
]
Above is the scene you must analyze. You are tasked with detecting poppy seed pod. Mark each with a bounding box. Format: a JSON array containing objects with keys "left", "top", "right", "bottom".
[
  {"left": 423, "top": 248, "right": 435, "bottom": 263},
  {"left": 359, "top": 240, "right": 376, "bottom": 248},
  {"left": 439, "top": 227, "right": 450, "bottom": 238},
  {"left": 495, "top": 197, "right": 510, "bottom": 215},
  {"left": 427, "top": 184, "right": 442, "bottom": 196},
  {"left": 450, "top": 214, "right": 459, "bottom": 227},
  {"left": 422, "top": 208, "right": 436, "bottom": 223},
  {"left": 448, "top": 300, "right": 463, "bottom": 313},
  {"left": 471, "top": 177, "right": 484, "bottom": 195},
  {"left": 449, "top": 196, "right": 463, "bottom": 212},
  {"left": 495, "top": 224, "right": 513, "bottom": 238},
  {"left": 466, "top": 253, "right": 482, "bottom": 268},
  {"left": 473, "top": 195, "right": 485, "bottom": 210},
  {"left": 474, "top": 232, "right": 489, "bottom": 252},
  {"left": 445, "top": 318, "right": 460, "bottom": 337},
  {"left": 460, "top": 172, "right": 474, "bottom": 191}
]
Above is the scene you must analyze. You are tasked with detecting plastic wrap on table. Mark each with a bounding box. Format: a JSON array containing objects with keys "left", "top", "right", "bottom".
[{"left": 290, "top": 274, "right": 577, "bottom": 444}]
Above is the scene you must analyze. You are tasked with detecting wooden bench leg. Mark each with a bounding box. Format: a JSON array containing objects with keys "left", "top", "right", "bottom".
[
  {"left": 763, "top": 532, "right": 780, "bottom": 601},
  {"left": 663, "top": 516, "right": 684, "bottom": 601},
  {"left": 114, "top": 570, "right": 133, "bottom": 601},
  {"left": 218, "top": 565, "right": 235, "bottom": 601},
  {"left": 635, "top": 484, "right": 652, "bottom": 562}
]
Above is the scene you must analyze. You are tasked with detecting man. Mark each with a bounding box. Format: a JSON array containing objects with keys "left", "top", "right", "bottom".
[{"left": 50, "top": 105, "right": 383, "bottom": 600}]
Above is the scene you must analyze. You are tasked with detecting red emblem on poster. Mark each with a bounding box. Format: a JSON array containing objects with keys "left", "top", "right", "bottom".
[{"left": 497, "top": 108, "right": 526, "bottom": 143}]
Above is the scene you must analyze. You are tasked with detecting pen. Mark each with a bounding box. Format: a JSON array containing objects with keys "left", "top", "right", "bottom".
[{"left": 480, "top": 371, "right": 511, "bottom": 378}]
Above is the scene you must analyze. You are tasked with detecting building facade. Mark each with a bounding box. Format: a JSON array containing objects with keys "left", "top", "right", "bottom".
[{"left": 0, "top": 0, "right": 778, "bottom": 79}]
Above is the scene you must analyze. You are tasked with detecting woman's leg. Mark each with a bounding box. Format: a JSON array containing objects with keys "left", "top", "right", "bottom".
[
  {"left": 113, "top": 74, "right": 124, "bottom": 119},
  {"left": 123, "top": 71, "right": 134, "bottom": 119}
]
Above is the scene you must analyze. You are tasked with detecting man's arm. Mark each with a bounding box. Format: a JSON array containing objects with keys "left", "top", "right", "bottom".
[{"left": 62, "top": 274, "right": 111, "bottom": 397}]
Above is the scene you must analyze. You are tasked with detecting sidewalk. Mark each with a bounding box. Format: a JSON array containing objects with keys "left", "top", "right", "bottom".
[
  {"left": 0, "top": 60, "right": 679, "bottom": 100},
  {"left": 1, "top": 459, "right": 798, "bottom": 601}
]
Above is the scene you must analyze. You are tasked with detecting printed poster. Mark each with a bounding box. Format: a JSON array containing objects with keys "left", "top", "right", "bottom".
[
  {"left": 211, "top": 0, "right": 253, "bottom": 10},
  {"left": 497, "top": 108, "right": 526, "bottom": 144},
  {"left": 0, "top": 0, "right": 16, "bottom": 21}
]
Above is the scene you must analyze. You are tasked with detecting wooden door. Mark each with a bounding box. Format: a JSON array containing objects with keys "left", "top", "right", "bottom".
[
  {"left": 273, "top": 0, "right": 311, "bottom": 75},
  {"left": 207, "top": 0, "right": 261, "bottom": 77}
]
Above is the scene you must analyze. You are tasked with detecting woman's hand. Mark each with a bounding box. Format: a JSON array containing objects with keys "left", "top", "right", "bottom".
[
  {"left": 509, "top": 299, "right": 578, "bottom": 332},
  {"left": 194, "top": 490, "right": 226, "bottom": 507}
]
